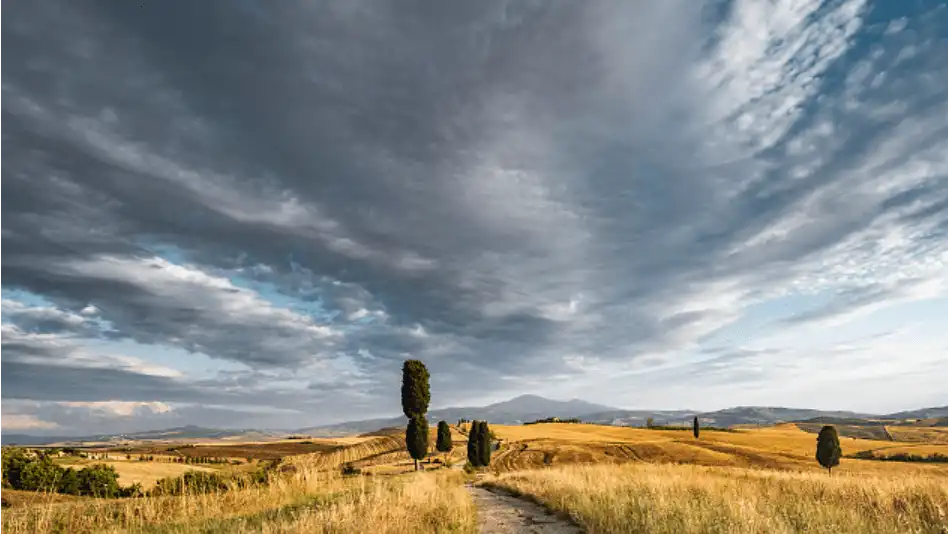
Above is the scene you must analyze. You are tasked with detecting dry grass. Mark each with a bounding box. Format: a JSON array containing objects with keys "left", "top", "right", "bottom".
[
  {"left": 252, "top": 471, "right": 475, "bottom": 533},
  {"left": 888, "top": 427, "right": 948, "bottom": 444},
  {"left": 109, "top": 439, "right": 343, "bottom": 460},
  {"left": 1, "top": 466, "right": 474, "bottom": 534},
  {"left": 488, "top": 423, "right": 948, "bottom": 476},
  {"left": 57, "top": 459, "right": 219, "bottom": 488},
  {"left": 482, "top": 463, "right": 948, "bottom": 534}
]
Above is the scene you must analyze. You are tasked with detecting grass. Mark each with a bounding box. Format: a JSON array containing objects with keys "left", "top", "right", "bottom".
[
  {"left": 101, "top": 439, "right": 345, "bottom": 460},
  {"left": 482, "top": 462, "right": 948, "bottom": 534},
  {"left": 56, "top": 459, "right": 220, "bottom": 488},
  {"left": 1, "top": 466, "right": 475, "bottom": 534},
  {"left": 7, "top": 423, "right": 947, "bottom": 532},
  {"left": 488, "top": 423, "right": 948, "bottom": 476}
]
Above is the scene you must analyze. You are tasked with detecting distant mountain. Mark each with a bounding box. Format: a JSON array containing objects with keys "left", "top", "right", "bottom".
[
  {"left": 300, "top": 399, "right": 947, "bottom": 436},
  {"left": 883, "top": 406, "right": 948, "bottom": 420},
  {"left": 1, "top": 425, "right": 279, "bottom": 446},
  {"left": 7, "top": 397, "right": 946, "bottom": 443},
  {"left": 298, "top": 394, "right": 619, "bottom": 436},
  {"left": 699, "top": 407, "right": 873, "bottom": 427}
]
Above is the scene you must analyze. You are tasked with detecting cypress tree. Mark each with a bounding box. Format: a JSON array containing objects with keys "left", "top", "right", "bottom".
[
  {"left": 406, "top": 415, "right": 429, "bottom": 470},
  {"left": 479, "top": 421, "right": 492, "bottom": 467},
  {"left": 693, "top": 416, "right": 700, "bottom": 439},
  {"left": 816, "top": 425, "right": 842, "bottom": 474},
  {"left": 436, "top": 421, "right": 452, "bottom": 460},
  {"left": 467, "top": 421, "right": 482, "bottom": 467},
  {"left": 401, "top": 360, "right": 430, "bottom": 418},
  {"left": 401, "top": 359, "right": 431, "bottom": 470}
]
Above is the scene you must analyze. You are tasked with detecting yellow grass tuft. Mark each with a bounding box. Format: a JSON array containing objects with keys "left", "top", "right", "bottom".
[{"left": 482, "top": 462, "right": 948, "bottom": 534}]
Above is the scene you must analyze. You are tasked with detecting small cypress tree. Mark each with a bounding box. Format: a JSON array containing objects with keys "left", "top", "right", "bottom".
[
  {"left": 479, "top": 421, "right": 492, "bottom": 467},
  {"left": 406, "top": 415, "right": 429, "bottom": 471},
  {"left": 436, "top": 421, "right": 452, "bottom": 460},
  {"left": 693, "top": 416, "right": 700, "bottom": 439},
  {"left": 467, "top": 421, "right": 482, "bottom": 467},
  {"left": 816, "top": 425, "right": 842, "bottom": 474}
]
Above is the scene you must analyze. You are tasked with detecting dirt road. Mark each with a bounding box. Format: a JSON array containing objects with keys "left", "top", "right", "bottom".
[{"left": 467, "top": 484, "right": 582, "bottom": 533}]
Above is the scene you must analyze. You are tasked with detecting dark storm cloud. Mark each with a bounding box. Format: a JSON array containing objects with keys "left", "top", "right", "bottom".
[{"left": 2, "top": 0, "right": 947, "bottom": 422}]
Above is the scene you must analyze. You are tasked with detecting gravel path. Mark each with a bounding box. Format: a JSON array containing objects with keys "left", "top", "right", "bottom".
[{"left": 467, "top": 484, "right": 582, "bottom": 534}]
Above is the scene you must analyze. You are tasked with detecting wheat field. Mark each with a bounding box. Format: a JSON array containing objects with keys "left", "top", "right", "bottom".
[
  {"left": 5, "top": 422, "right": 948, "bottom": 533},
  {"left": 1, "top": 466, "right": 474, "bottom": 534},
  {"left": 488, "top": 423, "right": 948, "bottom": 476},
  {"left": 482, "top": 462, "right": 948, "bottom": 533}
]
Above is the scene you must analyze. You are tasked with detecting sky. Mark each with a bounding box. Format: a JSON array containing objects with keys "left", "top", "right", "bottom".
[{"left": 2, "top": 0, "right": 947, "bottom": 436}]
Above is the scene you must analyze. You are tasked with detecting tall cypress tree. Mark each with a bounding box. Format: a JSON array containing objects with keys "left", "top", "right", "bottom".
[
  {"left": 436, "top": 421, "right": 452, "bottom": 461},
  {"left": 401, "top": 360, "right": 430, "bottom": 470},
  {"left": 693, "top": 416, "right": 700, "bottom": 439},
  {"left": 479, "top": 421, "right": 492, "bottom": 467},
  {"left": 816, "top": 425, "right": 842, "bottom": 474},
  {"left": 467, "top": 421, "right": 482, "bottom": 467}
]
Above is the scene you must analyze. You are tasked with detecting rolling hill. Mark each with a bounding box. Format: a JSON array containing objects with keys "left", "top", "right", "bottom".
[{"left": 5, "top": 396, "right": 946, "bottom": 444}]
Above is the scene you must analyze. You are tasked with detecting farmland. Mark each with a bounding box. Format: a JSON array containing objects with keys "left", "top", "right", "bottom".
[{"left": 4, "top": 421, "right": 948, "bottom": 533}]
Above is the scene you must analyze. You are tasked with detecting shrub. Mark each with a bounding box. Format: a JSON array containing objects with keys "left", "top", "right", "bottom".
[
  {"left": 58, "top": 467, "right": 81, "bottom": 495},
  {"left": 77, "top": 464, "right": 122, "bottom": 498},
  {"left": 341, "top": 463, "right": 361, "bottom": 476},
  {"left": 19, "top": 457, "right": 64, "bottom": 492}
]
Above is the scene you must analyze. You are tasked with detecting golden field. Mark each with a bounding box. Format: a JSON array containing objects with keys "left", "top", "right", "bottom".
[
  {"left": 481, "top": 462, "right": 948, "bottom": 534},
  {"left": 56, "top": 458, "right": 220, "bottom": 489},
  {"left": 2, "top": 466, "right": 475, "bottom": 534},
  {"left": 4, "top": 422, "right": 948, "bottom": 533},
  {"left": 488, "top": 423, "right": 948, "bottom": 476}
]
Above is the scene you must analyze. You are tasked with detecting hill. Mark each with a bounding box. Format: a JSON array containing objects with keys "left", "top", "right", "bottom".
[
  {"left": 7, "top": 397, "right": 946, "bottom": 443},
  {"left": 884, "top": 406, "right": 948, "bottom": 420},
  {"left": 298, "top": 394, "right": 619, "bottom": 436},
  {"left": 1, "top": 425, "right": 279, "bottom": 446}
]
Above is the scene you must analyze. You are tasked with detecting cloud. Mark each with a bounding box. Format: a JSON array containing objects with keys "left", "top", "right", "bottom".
[
  {"left": 1, "top": 414, "right": 59, "bottom": 431},
  {"left": 59, "top": 401, "right": 172, "bottom": 417},
  {"left": 2, "top": 0, "right": 947, "bottom": 427}
]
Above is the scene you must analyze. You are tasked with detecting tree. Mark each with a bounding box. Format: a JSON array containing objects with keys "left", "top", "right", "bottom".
[
  {"left": 693, "top": 416, "right": 700, "bottom": 439},
  {"left": 20, "top": 457, "right": 65, "bottom": 492},
  {"left": 816, "top": 425, "right": 842, "bottom": 474},
  {"left": 401, "top": 360, "right": 430, "bottom": 418},
  {"left": 401, "top": 359, "right": 431, "bottom": 470},
  {"left": 58, "top": 468, "right": 81, "bottom": 495},
  {"left": 467, "top": 421, "right": 482, "bottom": 467},
  {"left": 436, "top": 421, "right": 453, "bottom": 460},
  {"left": 77, "top": 464, "right": 121, "bottom": 497},
  {"left": 479, "top": 421, "right": 492, "bottom": 467},
  {"left": 406, "top": 415, "right": 429, "bottom": 471},
  {"left": 646, "top": 417, "right": 654, "bottom": 429}
]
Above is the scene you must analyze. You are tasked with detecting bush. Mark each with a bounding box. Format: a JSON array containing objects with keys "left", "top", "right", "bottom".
[
  {"left": 19, "top": 457, "right": 64, "bottom": 492},
  {"left": 58, "top": 468, "right": 81, "bottom": 495},
  {"left": 2, "top": 448, "right": 33, "bottom": 489},
  {"left": 341, "top": 463, "right": 361, "bottom": 476},
  {"left": 77, "top": 464, "right": 122, "bottom": 498},
  {"left": 524, "top": 417, "right": 582, "bottom": 425},
  {"left": 463, "top": 461, "right": 476, "bottom": 474},
  {"left": 851, "top": 450, "right": 948, "bottom": 463}
]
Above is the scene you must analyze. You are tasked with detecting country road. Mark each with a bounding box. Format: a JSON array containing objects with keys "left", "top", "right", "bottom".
[{"left": 466, "top": 484, "right": 582, "bottom": 534}]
